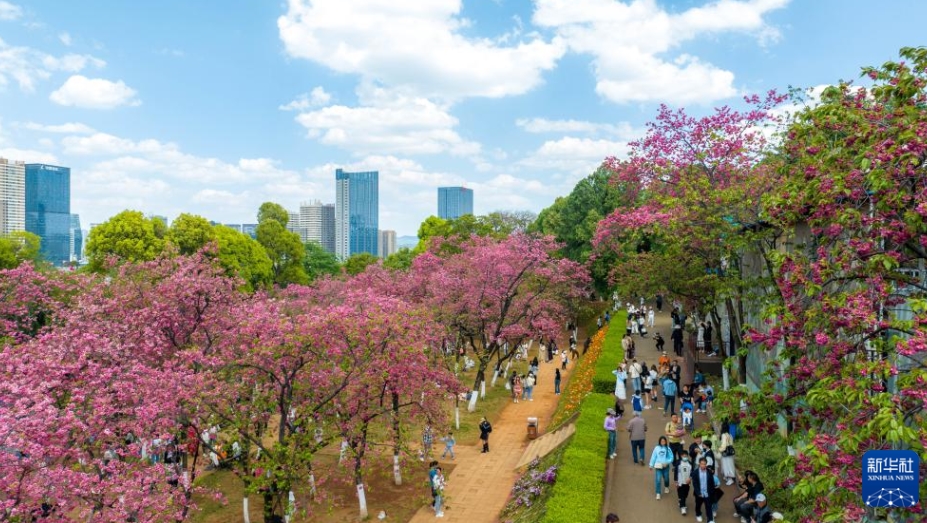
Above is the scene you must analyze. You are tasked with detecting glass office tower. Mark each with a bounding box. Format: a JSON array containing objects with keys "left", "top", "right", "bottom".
[
  {"left": 438, "top": 186, "right": 474, "bottom": 219},
  {"left": 335, "top": 169, "right": 378, "bottom": 259},
  {"left": 25, "top": 164, "right": 70, "bottom": 266}
]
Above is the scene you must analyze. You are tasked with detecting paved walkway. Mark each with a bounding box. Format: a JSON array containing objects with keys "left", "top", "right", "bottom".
[
  {"left": 602, "top": 305, "right": 742, "bottom": 523},
  {"left": 408, "top": 326, "right": 583, "bottom": 523}
]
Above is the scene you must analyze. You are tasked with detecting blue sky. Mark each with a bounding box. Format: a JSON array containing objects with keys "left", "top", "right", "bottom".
[{"left": 0, "top": 0, "right": 924, "bottom": 236}]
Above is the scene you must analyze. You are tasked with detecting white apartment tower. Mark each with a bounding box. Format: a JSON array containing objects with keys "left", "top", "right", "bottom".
[
  {"left": 0, "top": 158, "right": 25, "bottom": 235},
  {"left": 299, "top": 200, "right": 335, "bottom": 253},
  {"left": 378, "top": 230, "right": 396, "bottom": 258}
]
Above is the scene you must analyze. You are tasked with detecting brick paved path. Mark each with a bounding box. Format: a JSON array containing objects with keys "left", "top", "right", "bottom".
[{"left": 408, "top": 329, "right": 580, "bottom": 523}]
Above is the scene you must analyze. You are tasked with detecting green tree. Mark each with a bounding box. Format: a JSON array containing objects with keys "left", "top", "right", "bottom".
[
  {"left": 255, "top": 203, "right": 307, "bottom": 286},
  {"left": 383, "top": 247, "right": 414, "bottom": 271},
  {"left": 257, "top": 202, "right": 289, "bottom": 227},
  {"left": 213, "top": 226, "right": 273, "bottom": 290},
  {"left": 85, "top": 210, "right": 166, "bottom": 271},
  {"left": 530, "top": 168, "right": 624, "bottom": 293},
  {"left": 167, "top": 213, "right": 216, "bottom": 255},
  {"left": 413, "top": 216, "right": 451, "bottom": 253},
  {"left": 0, "top": 232, "right": 43, "bottom": 269},
  {"left": 343, "top": 252, "right": 379, "bottom": 276},
  {"left": 303, "top": 241, "right": 341, "bottom": 282}
]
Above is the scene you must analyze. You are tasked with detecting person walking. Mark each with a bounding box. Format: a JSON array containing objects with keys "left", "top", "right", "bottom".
[
  {"left": 440, "top": 431, "right": 456, "bottom": 460},
  {"left": 422, "top": 425, "right": 435, "bottom": 460},
  {"left": 676, "top": 451, "right": 693, "bottom": 515},
  {"left": 612, "top": 364, "right": 627, "bottom": 402},
  {"left": 479, "top": 417, "right": 493, "bottom": 453},
  {"left": 649, "top": 436, "right": 674, "bottom": 499},
  {"left": 662, "top": 375, "right": 678, "bottom": 416},
  {"left": 627, "top": 411, "right": 646, "bottom": 465},
  {"left": 427, "top": 460, "right": 439, "bottom": 511},
  {"left": 432, "top": 465, "right": 447, "bottom": 518},
  {"left": 512, "top": 376, "right": 523, "bottom": 403},
  {"left": 719, "top": 428, "right": 737, "bottom": 485},
  {"left": 665, "top": 414, "right": 685, "bottom": 464},
  {"left": 560, "top": 349, "right": 569, "bottom": 370},
  {"left": 691, "top": 457, "right": 717, "bottom": 522},
  {"left": 554, "top": 368, "right": 562, "bottom": 395},
  {"left": 604, "top": 409, "right": 618, "bottom": 459},
  {"left": 524, "top": 372, "right": 536, "bottom": 401},
  {"left": 671, "top": 326, "right": 684, "bottom": 356},
  {"left": 628, "top": 359, "right": 642, "bottom": 394},
  {"left": 631, "top": 389, "right": 643, "bottom": 415}
]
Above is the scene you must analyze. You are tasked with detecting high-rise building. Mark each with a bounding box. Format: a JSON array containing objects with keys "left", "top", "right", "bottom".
[
  {"left": 438, "top": 186, "right": 474, "bottom": 219},
  {"left": 378, "top": 229, "right": 397, "bottom": 258},
  {"left": 335, "top": 168, "right": 378, "bottom": 259},
  {"left": 25, "top": 163, "right": 70, "bottom": 266},
  {"left": 299, "top": 200, "right": 336, "bottom": 253},
  {"left": 70, "top": 214, "right": 83, "bottom": 264},
  {"left": 0, "top": 158, "right": 25, "bottom": 235},
  {"left": 241, "top": 224, "right": 258, "bottom": 238}
]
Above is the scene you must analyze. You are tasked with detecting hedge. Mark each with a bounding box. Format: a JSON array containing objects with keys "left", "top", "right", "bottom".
[
  {"left": 591, "top": 311, "right": 626, "bottom": 394},
  {"left": 539, "top": 392, "right": 615, "bottom": 523}
]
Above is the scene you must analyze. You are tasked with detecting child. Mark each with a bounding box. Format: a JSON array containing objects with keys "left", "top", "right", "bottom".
[
  {"left": 441, "top": 431, "right": 456, "bottom": 460},
  {"left": 432, "top": 466, "right": 446, "bottom": 517},
  {"left": 681, "top": 404, "right": 694, "bottom": 431},
  {"left": 631, "top": 390, "right": 643, "bottom": 414}
]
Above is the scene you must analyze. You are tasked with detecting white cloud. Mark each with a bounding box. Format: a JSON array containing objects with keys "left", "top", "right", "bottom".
[
  {"left": 0, "top": 147, "right": 59, "bottom": 165},
  {"left": 532, "top": 0, "right": 788, "bottom": 104},
  {"left": 0, "top": 38, "right": 105, "bottom": 91},
  {"left": 277, "top": 0, "right": 564, "bottom": 101},
  {"left": 521, "top": 136, "right": 627, "bottom": 175},
  {"left": 516, "top": 117, "right": 636, "bottom": 138},
  {"left": 294, "top": 85, "right": 480, "bottom": 156},
  {"left": 0, "top": 1, "right": 21, "bottom": 20},
  {"left": 59, "top": 32, "right": 72, "bottom": 46},
  {"left": 23, "top": 121, "right": 96, "bottom": 134},
  {"left": 50, "top": 75, "right": 141, "bottom": 109},
  {"left": 279, "top": 86, "right": 332, "bottom": 111}
]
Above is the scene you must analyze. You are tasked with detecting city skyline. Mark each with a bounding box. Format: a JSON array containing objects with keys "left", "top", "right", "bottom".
[{"left": 1, "top": 1, "right": 926, "bottom": 235}]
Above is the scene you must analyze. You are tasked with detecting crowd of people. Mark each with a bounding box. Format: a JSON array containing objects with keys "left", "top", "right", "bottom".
[{"left": 605, "top": 298, "right": 779, "bottom": 523}]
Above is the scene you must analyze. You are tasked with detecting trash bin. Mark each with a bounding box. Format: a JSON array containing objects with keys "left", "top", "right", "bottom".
[{"left": 527, "top": 417, "right": 538, "bottom": 439}]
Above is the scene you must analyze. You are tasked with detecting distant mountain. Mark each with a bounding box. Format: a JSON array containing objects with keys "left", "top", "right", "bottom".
[{"left": 397, "top": 235, "right": 418, "bottom": 249}]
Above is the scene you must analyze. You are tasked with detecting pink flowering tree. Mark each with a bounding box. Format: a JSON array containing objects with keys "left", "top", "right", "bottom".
[
  {"left": 322, "top": 290, "right": 461, "bottom": 519},
  {"left": 416, "top": 233, "right": 588, "bottom": 393},
  {"left": 736, "top": 48, "right": 927, "bottom": 522},
  {"left": 0, "top": 253, "right": 242, "bottom": 522},
  {"left": 593, "top": 94, "right": 787, "bottom": 379}
]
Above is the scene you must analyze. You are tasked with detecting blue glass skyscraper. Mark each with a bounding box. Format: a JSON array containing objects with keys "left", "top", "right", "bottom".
[
  {"left": 25, "top": 164, "right": 70, "bottom": 266},
  {"left": 335, "top": 169, "right": 378, "bottom": 259},
  {"left": 438, "top": 187, "right": 474, "bottom": 219}
]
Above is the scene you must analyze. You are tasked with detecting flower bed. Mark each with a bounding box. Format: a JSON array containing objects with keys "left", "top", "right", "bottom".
[{"left": 551, "top": 322, "right": 609, "bottom": 426}]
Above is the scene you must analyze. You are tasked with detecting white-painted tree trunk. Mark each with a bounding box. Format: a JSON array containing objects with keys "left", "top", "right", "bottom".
[
  {"left": 357, "top": 483, "right": 368, "bottom": 519},
  {"left": 393, "top": 454, "right": 402, "bottom": 485},
  {"left": 480, "top": 379, "right": 486, "bottom": 399},
  {"left": 242, "top": 497, "right": 250, "bottom": 523},
  {"left": 467, "top": 387, "right": 479, "bottom": 412},
  {"left": 309, "top": 473, "right": 317, "bottom": 497},
  {"left": 455, "top": 405, "right": 460, "bottom": 429},
  {"left": 490, "top": 367, "right": 499, "bottom": 387},
  {"left": 285, "top": 490, "right": 295, "bottom": 523},
  {"left": 722, "top": 364, "right": 730, "bottom": 391}
]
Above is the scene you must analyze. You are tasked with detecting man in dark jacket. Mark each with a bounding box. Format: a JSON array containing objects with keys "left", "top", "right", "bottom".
[{"left": 690, "top": 457, "right": 716, "bottom": 523}]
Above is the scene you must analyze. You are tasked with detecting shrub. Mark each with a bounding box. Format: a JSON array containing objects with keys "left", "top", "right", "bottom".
[
  {"left": 539, "top": 393, "right": 614, "bottom": 523},
  {"left": 592, "top": 311, "right": 626, "bottom": 394}
]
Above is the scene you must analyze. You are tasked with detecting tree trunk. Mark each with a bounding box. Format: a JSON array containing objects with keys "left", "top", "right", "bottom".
[
  {"left": 353, "top": 429, "right": 369, "bottom": 520},
  {"left": 391, "top": 392, "right": 402, "bottom": 486},
  {"left": 242, "top": 497, "right": 251, "bottom": 523}
]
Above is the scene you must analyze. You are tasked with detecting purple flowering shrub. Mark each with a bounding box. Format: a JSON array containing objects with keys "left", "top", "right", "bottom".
[{"left": 501, "top": 457, "right": 559, "bottom": 516}]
